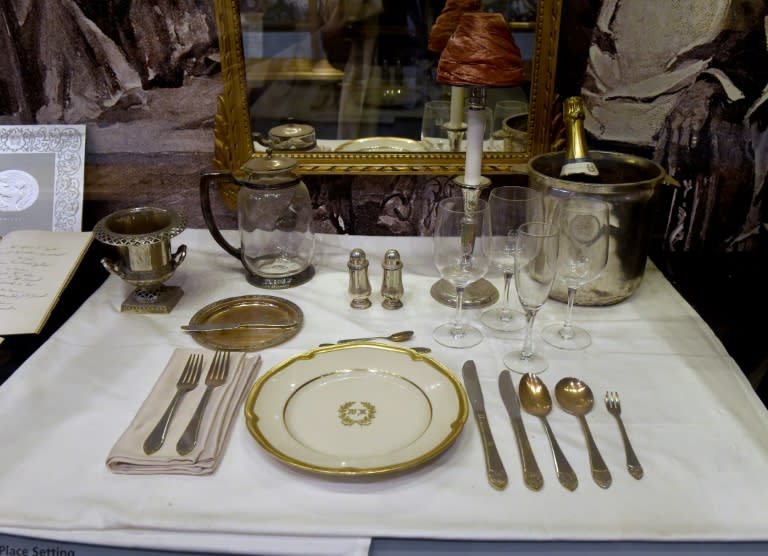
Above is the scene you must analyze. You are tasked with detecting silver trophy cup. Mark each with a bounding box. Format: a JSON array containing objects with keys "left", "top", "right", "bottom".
[{"left": 94, "top": 207, "right": 187, "bottom": 313}]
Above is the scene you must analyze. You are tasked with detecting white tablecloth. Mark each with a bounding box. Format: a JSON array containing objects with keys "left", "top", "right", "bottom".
[{"left": 0, "top": 230, "right": 766, "bottom": 555}]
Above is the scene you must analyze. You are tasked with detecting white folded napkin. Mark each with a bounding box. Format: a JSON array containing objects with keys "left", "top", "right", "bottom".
[{"left": 107, "top": 348, "right": 261, "bottom": 475}]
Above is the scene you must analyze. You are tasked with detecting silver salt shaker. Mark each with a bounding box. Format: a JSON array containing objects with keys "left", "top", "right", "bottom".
[
  {"left": 347, "top": 248, "right": 372, "bottom": 309},
  {"left": 380, "top": 249, "right": 403, "bottom": 309}
]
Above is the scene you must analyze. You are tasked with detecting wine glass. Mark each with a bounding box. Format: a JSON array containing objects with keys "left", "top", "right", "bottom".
[
  {"left": 420, "top": 100, "right": 451, "bottom": 151},
  {"left": 503, "top": 221, "right": 559, "bottom": 374},
  {"left": 432, "top": 196, "right": 491, "bottom": 348},
  {"left": 480, "top": 186, "right": 543, "bottom": 333},
  {"left": 542, "top": 197, "right": 610, "bottom": 350}
]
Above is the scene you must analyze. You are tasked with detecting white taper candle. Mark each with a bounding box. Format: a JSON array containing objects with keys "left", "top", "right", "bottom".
[
  {"left": 449, "top": 86, "right": 464, "bottom": 128},
  {"left": 463, "top": 108, "right": 484, "bottom": 185}
]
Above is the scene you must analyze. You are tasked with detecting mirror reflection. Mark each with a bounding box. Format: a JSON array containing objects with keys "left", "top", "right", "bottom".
[{"left": 239, "top": 1, "right": 537, "bottom": 153}]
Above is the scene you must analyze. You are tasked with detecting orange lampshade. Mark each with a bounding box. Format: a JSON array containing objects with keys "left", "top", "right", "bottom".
[
  {"left": 428, "top": 0, "right": 481, "bottom": 52},
  {"left": 437, "top": 12, "right": 525, "bottom": 87}
]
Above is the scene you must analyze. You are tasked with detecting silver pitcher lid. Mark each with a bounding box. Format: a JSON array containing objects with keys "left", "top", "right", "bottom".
[
  {"left": 234, "top": 151, "right": 302, "bottom": 189},
  {"left": 270, "top": 123, "right": 314, "bottom": 140},
  {"left": 254, "top": 123, "right": 316, "bottom": 151}
]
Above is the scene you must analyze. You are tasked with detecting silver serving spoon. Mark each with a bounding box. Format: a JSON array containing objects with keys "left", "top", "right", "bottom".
[
  {"left": 318, "top": 342, "right": 431, "bottom": 353},
  {"left": 555, "top": 377, "right": 612, "bottom": 489},
  {"left": 518, "top": 373, "right": 578, "bottom": 491},
  {"left": 336, "top": 330, "right": 414, "bottom": 343}
]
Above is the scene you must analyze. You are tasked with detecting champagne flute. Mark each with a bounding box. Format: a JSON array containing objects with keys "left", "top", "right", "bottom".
[
  {"left": 503, "top": 221, "right": 559, "bottom": 374},
  {"left": 432, "top": 196, "right": 491, "bottom": 348},
  {"left": 542, "top": 197, "right": 610, "bottom": 350},
  {"left": 480, "top": 186, "right": 543, "bottom": 333}
]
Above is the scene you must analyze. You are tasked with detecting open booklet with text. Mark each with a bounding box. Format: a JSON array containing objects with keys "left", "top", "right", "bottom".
[{"left": 0, "top": 230, "right": 93, "bottom": 336}]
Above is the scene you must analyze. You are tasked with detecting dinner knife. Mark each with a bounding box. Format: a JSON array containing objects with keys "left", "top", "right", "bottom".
[
  {"left": 181, "top": 321, "right": 299, "bottom": 332},
  {"left": 462, "top": 361, "right": 508, "bottom": 490},
  {"left": 498, "top": 370, "right": 544, "bottom": 491}
]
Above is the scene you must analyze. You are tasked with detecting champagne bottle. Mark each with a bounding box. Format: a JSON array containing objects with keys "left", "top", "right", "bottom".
[{"left": 560, "top": 96, "right": 600, "bottom": 182}]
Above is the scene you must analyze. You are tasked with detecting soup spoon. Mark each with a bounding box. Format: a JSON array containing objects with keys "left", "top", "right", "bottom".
[
  {"left": 554, "top": 377, "right": 612, "bottom": 489},
  {"left": 336, "top": 330, "right": 414, "bottom": 343},
  {"left": 318, "top": 343, "right": 431, "bottom": 353},
  {"left": 518, "top": 373, "right": 578, "bottom": 491}
]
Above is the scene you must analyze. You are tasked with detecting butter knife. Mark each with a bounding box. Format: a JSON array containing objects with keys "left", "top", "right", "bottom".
[
  {"left": 462, "top": 361, "right": 508, "bottom": 490},
  {"left": 498, "top": 370, "right": 544, "bottom": 491},
  {"left": 181, "top": 322, "right": 298, "bottom": 332}
]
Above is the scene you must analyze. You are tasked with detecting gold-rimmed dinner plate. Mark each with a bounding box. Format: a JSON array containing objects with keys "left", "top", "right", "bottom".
[
  {"left": 244, "top": 343, "right": 468, "bottom": 477},
  {"left": 334, "top": 137, "right": 429, "bottom": 152},
  {"left": 187, "top": 295, "right": 303, "bottom": 351}
]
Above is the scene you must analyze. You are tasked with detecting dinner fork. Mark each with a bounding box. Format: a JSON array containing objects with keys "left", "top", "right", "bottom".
[
  {"left": 143, "top": 353, "right": 203, "bottom": 455},
  {"left": 176, "top": 350, "right": 230, "bottom": 455},
  {"left": 605, "top": 391, "right": 644, "bottom": 479}
]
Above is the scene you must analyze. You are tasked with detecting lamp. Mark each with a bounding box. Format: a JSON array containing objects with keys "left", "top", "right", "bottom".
[
  {"left": 430, "top": 11, "right": 526, "bottom": 308},
  {"left": 427, "top": 0, "right": 480, "bottom": 152}
]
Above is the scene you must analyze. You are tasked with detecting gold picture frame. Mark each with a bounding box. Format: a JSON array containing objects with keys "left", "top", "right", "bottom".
[{"left": 212, "top": 0, "right": 562, "bottom": 176}]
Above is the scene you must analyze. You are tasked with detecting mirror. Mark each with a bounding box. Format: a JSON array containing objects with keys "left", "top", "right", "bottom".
[{"left": 213, "top": 0, "right": 562, "bottom": 175}]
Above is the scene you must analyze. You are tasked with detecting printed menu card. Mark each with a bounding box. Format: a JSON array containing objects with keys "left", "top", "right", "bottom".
[{"left": 0, "top": 230, "right": 92, "bottom": 336}]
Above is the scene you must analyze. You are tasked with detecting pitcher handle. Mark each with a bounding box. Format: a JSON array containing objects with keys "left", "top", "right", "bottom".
[{"left": 199, "top": 171, "right": 241, "bottom": 260}]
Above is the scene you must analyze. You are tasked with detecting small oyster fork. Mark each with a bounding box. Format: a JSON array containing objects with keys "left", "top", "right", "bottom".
[
  {"left": 143, "top": 353, "right": 203, "bottom": 455},
  {"left": 177, "top": 350, "right": 230, "bottom": 455},
  {"left": 605, "top": 391, "right": 644, "bottom": 480}
]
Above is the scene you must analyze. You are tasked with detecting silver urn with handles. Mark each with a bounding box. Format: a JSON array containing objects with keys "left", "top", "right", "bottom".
[
  {"left": 200, "top": 152, "right": 316, "bottom": 289},
  {"left": 93, "top": 206, "right": 187, "bottom": 313}
]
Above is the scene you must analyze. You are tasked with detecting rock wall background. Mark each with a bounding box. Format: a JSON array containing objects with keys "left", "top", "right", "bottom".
[
  {"left": 2, "top": 1, "right": 765, "bottom": 248},
  {"left": 1, "top": 0, "right": 481, "bottom": 236}
]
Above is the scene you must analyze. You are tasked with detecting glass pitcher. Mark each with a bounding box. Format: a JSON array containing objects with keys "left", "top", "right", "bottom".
[{"left": 200, "top": 152, "right": 315, "bottom": 288}]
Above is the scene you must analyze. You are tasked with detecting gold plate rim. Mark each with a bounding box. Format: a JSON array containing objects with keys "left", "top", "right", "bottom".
[
  {"left": 188, "top": 294, "right": 304, "bottom": 351},
  {"left": 244, "top": 343, "right": 468, "bottom": 478},
  {"left": 334, "top": 136, "right": 430, "bottom": 153}
]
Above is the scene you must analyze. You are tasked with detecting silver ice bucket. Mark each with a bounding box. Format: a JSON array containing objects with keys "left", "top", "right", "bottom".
[{"left": 528, "top": 151, "right": 669, "bottom": 305}]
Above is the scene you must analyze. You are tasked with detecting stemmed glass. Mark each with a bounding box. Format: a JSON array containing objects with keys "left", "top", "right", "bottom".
[
  {"left": 420, "top": 100, "right": 451, "bottom": 151},
  {"left": 480, "top": 186, "right": 543, "bottom": 333},
  {"left": 542, "top": 197, "right": 610, "bottom": 350},
  {"left": 432, "top": 196, "right": 491, "bottom": 348},
  {"left": 503, "top": 221, "right": 559, "bottom": 373}
]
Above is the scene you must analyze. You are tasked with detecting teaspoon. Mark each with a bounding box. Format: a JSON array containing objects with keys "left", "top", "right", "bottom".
[
  {"left": 318, "top": 342, "right": 431, "bottom": 353},
  {"left": 336, "top": 330, "right": 414, "bottom": 343},
  {"left": 518, "top": 373, "right": 578, "bottom": 491},
  {"left": 554, "top": 377, "right": 612, "bottom": 489}
]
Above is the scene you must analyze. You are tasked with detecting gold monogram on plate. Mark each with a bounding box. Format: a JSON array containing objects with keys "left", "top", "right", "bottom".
[{"left": 338, "top": 401, "right": 376, "bottom": 426}]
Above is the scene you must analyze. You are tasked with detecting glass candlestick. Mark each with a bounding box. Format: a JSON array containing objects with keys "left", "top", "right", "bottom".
[{"left": 431, "top": 86, "right": 499, "bottom": 309}]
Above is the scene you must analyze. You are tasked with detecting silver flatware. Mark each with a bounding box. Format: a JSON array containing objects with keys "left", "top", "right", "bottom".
[
  {"left": 318, "top": 342, "right": 431, "bottom": 353},
  {"left": 462, "top": 360, "right": 508, "bottom": 490},
  {"left": 555, "top": 377, "right": 612, "bottom": 489},
  {"left": 605, "top": 391, "right": 644, "bottom": 479},
  {"left": 518, "top": 373, "right": 578, "bottom": 491},
  {"left": 336, "top": 330, "right": 414, "bottom": 343},
  {"left": 498, "top": 371, "right": 544, "bottom": 491},
  {"left": 143, "top": 353, "right": 202, "bottom": 455},
  {"left": 181, "top": 322, "right": 298, "bottom": 332},
  {"left": 177, "top": 350, "right": 230, "bottom": 455}
]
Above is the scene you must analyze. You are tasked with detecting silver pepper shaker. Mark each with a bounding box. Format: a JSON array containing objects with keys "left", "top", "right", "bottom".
[
  {"left": 347, "top": 248, "right": 372, "bottom": 309},
  {"left": 380, "top": 249, "right": 404, "bottom": 309}
]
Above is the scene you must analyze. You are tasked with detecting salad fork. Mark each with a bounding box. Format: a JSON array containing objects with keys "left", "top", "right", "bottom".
[
  {"left": 143, "top": 353, "right": 203, "bottom": 455},
  {"left": 605, "top": 391, "right": 644, "bottom": 479},
  {"left": 177, "top": 350, "right": 230, "bottom": 455}
]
